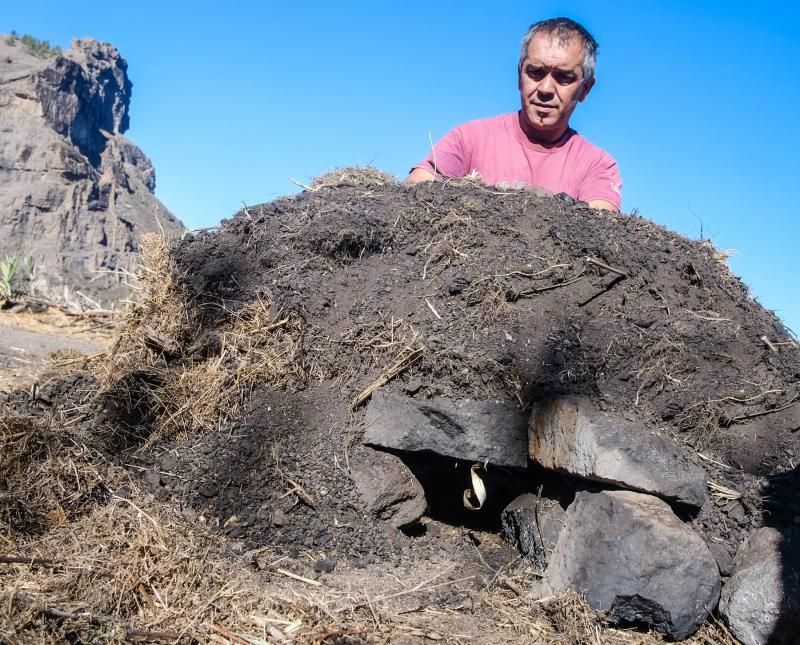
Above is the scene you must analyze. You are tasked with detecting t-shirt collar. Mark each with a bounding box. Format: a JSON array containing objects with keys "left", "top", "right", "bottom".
[{"left": 513, "top": 111, "right": 576, "bottom": 152}]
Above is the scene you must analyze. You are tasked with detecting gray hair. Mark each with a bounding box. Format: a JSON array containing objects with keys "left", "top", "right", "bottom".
[{"left": 519, "top": 18, "right": 599, "bottom": 83}]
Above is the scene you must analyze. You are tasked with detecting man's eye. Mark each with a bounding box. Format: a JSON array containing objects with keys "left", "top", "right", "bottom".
[
  {"left": 527, "top": 67, "right": 546, "bottom": 81},
  {"left": 554, "top": 73, "right": 576, "bottom": 85}
]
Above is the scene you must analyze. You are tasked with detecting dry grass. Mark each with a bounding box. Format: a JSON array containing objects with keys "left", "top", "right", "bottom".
[
  {"left": 0, "top": 414, "right": 106, "bottom": 541},
  {"left": 93, "top": 237, "right": 312, "bottom": 444},
  {"left": 1, "top": 488, "right": 319, "bottom": 643},
  {"left": 106, "top": 233, "right": 195, "bottom": 368},
  {"left": 310, "top": 167, "right": 397, "bottom": 191},
  {"left": 223, "top": 298, "right": 310, "bottom": 390}
]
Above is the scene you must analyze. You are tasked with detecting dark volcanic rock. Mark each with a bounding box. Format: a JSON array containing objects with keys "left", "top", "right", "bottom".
[
  {"left": 500, "top": 493, "right": 565, "bottom": 571},
  {"left": 529, "top": 396, "right": 707, "bottom": 508},
  {"left": 543, "top": 490, "right": 720, "bottom": 640},
  {"left": 364, "top": 391, "right": 528, "bottom": 467},
  {"left": 350, "top": 445, "right": 427, "bottom": 528},
  {"left": 35, "top": 39, "right": 131, "bottom": 165},
  {"left": 719, "top": 527, "right": 800, "bottom": 645},
  {"left": 0, "top": 35, "right": 182, "bottom": 303}
]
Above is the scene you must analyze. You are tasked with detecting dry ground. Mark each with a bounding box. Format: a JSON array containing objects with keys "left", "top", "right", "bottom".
[{"left": 0, "top": 308, "right": 114, "bottom": 391}]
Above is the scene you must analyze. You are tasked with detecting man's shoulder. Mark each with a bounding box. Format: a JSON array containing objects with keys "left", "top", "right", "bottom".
[
  {"left": 567, "top": 131, "right": 618, "bottom": 167},
  {"left": 454, "top": 112, "right": 517, "bottom": 135}
]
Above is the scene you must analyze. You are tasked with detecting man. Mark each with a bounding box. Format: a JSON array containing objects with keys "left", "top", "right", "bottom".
[{"left": 407, "top": 18, "right": 622, "bottom": 212}]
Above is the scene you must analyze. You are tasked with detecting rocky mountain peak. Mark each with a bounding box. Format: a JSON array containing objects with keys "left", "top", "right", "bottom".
[
  {"left": 35, "top": 38, "right": 132, "bottom": 166},
  {"left": 0, "top": 34, "right": 183, "bottom": 305}
]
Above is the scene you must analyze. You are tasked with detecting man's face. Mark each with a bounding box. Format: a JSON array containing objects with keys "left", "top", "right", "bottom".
[{"left": 518, "top": 32, "right": 594, "bottom": 142}]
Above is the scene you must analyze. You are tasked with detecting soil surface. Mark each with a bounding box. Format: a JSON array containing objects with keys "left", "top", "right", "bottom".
[
  {"left": 0, "top": 310, "right": 111, "bottom": 391},
  {"left": 3, "top": 171, "right": 799, "bottom": 642}
]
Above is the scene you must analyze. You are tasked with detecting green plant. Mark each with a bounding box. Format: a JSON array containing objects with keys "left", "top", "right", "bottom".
[
  {"left": 0, "top": 255, "right": 20, "bottom": 298},
  {"left": 19, "top": 33, "right": 60, "bottom": 58},
  {"left": 22, "top": 255, "right": 36, "bottom": 283}
]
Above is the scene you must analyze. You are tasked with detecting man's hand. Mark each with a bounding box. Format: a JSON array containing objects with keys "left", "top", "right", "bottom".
[
  {"left": 405, "top": 168, "right": 436, "bottom": 184},
  {"left": 587, "top": 199, "right": 619, "bottom": 212}
]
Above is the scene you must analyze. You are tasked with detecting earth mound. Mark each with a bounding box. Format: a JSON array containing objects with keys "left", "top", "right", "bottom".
[{"left": 2, "top": 169, "right": 799, "bottom": 642}]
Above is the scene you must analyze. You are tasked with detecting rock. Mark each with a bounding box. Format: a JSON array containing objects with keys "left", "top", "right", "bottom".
[
  {"left": 719, "top": 527, "right": 800, "bottom": 645},
  {"left": 160, "top": 455, "right": 178, "bottom": 472},
  {"left": 313, "top": 557, "right": 337, "bottom": 573},
  {"left": 0, "top": 35, "right": 183, "bottom": 304},
  {"left": 350, "top": 446, "right": 426, "bottom": 528},
  {"left": 144, "top": 468, "right": 162, "bottom": 491},
  {"left": 500, "top": 493, "right": 565, "bottom": 571},
  {"left": 708, "top": 541, "right": 735, "bottom": 577},
  {"left": 364, "top": 391, "right": 528, "bottom": 467},
  {"left": 198, "top": 482, "right": 219, "bottom": 498},
  {"left": 543, "top": 490, "right": 720, "bottom": 640},
  {"left": 529, "top": 396, "right": 707, "bottom": 508}
]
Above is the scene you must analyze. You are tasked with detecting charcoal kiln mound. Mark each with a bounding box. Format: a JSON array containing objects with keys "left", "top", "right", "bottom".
[{"left": 3, "top": 168, "right": 799, "bottom": 643}]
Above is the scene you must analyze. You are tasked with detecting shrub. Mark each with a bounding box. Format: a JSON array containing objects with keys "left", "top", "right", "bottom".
[{"left": 18, "top": 33, "right": 61, "bottom": 58}]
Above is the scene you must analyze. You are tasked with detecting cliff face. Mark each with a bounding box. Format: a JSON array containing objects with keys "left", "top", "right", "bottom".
[{"left": 0, "top": 36, "right": 183, "bottom": 304}]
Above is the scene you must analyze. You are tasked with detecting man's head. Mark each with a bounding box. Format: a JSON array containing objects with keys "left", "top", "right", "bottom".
[{"left": 517, "top": 18, "right": 599, "bottom": 144}]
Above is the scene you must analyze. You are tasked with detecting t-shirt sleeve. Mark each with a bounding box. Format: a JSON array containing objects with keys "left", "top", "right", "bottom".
[
  {"left": 576, "top": 151, "right": 623, "bottom": 210},
  {"left": 411, "top": 126, "right": 471, "bottom": 178}
]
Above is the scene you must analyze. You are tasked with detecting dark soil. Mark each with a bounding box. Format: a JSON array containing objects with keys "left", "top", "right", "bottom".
[{"left": 5, "top": 170, "right": 800, "bottom": 577}]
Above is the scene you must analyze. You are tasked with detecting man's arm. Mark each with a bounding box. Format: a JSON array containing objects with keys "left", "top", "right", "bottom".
[
  {"left": 405, "top": 167, "right": 436, "bottom": 184},
  {"left": 587, "top": 199, "right": 619, "bottom": 212}
]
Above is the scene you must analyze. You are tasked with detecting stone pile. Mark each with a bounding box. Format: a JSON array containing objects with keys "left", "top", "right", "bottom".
[{"left": 359, "top": 392, "right": 799, "bottom": 643}]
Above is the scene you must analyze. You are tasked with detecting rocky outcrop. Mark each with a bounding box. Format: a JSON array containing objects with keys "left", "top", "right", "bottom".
[{"left": 0, "top": 35, "right": 182, "bottom": 304}]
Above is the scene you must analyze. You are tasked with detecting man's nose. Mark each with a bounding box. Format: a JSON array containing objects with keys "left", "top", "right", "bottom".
[{"left": 536, "top": 73, "right": 556, "bottom": 96}]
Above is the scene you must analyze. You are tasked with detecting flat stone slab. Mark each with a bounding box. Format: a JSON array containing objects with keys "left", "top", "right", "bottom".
[
  {"left": 364, "top": 391, "right": 528, "bottom": 467},
  {"left": 719, "top": 527, "right": 800, "bottom": 645},
  {"left": 543, "top": 490, "right": 720, "bottom": 640},
  {"left": 529, "top": 396, "right": 707, "bottom": 508},
  {"left": 349, "top": 446, "right": 426, "bottom": 528}
]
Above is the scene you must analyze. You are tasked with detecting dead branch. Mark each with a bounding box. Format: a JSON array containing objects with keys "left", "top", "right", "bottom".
[
  {"left": 351, "top": 346, "right": 424, "bottom": 409},
  {"left": 728, "top": 396, "right": 800, "bottom": 424},
  {"left": 290, "top": 177, "right": 316, "bottom": 191},
  {"left": 206, "top": 621, "right": 251, "bottom": 644},
  {"left": 511, "top": 270, "right": 586, "bottom": 299},
  {"left": 585, "top": 257, "right": 627, "bottom": 277},
  {"left": 276, "top": 567, "right": 322, "bottom": 587},
  {"left": 761, "top": 335, "right": 778, "bottom": 352},
  {"left": 0, "top": 555, "right": 54, "bottom": 566},
  {"left": 51, "top": 351, "right": 106, "bottom": 368}
]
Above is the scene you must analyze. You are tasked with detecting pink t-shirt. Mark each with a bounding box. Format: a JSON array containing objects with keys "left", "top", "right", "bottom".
[{"left": 413, "top": 112, "right": 622, "bottom": 209}]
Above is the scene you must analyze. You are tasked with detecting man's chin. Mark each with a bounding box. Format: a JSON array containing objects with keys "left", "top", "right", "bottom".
[{"left": 524, "top": 113, "right": 558, "bottom": 132}]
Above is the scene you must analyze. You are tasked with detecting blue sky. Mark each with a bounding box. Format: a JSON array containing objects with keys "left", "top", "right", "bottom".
[{"left": 4, "top": 1, "right": 799, "bottom": 333}]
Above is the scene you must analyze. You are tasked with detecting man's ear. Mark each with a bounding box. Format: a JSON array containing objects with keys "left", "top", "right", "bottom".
[{"left": 578, "top": 77, "right": 595, "bottom": 102}]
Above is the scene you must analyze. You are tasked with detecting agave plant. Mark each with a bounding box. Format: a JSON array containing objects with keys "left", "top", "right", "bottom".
[{"left": 0, "top": 255, "right": 19, "bottom": 298}]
